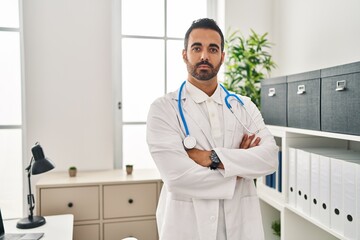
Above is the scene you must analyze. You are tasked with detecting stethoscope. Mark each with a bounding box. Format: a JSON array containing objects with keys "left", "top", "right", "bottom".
[{"left": 178, "top": 81, "right": 261, "bottom": 149}]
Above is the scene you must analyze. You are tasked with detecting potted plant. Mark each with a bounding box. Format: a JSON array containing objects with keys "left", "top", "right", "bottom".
[
  {"left": 126, "top": 164, "right": 133, "bottom": 175},
  {"left": 68, "top": 166, "right": 77, "bottom": 177},
  {"left": 223, "top": 29, "right": 277, "bottom": 108},
  {"left": 271, "top": 219, "right": 281, "bottom": 239}
]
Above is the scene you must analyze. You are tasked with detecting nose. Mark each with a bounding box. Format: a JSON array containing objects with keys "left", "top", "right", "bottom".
[{"left": 200, "top": 50, "right": 209, "bottom": 62}]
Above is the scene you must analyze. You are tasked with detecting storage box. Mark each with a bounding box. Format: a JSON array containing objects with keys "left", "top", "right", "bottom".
[
  {"left": 321, "top": 61, "right": 360, "bottom": 135},
  {"left": 287, "top": 70, "right": 321, "bottom": 130},
  {"left": 260, "top": 76, "right": 287, "bottom": 126}
]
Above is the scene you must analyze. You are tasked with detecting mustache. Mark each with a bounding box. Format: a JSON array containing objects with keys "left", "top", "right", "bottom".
[{"left": 196, "top": 61, "right": 213, "bottom": 68}]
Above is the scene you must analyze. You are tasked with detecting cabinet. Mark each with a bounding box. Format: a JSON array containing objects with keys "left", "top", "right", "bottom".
[
  {"left": 257, "top": 125, "right": 360, "bottom": 240},
  {"left": 36, "top": 169, "right": 162, "bottom": 240}
]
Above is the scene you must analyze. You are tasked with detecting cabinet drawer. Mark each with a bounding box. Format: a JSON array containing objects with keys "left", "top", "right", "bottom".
[
  {"left": 74, "top": 224, "right": 100, "bottom": 240},
  {"left": 103, "top": 183, "right": 157, "bottom": 219},
  {"left": 104, "top": 220, "right": 157, "bottom": 240},
  {"left": 40, "top": 186, "right": 99, "bottom": 221}
]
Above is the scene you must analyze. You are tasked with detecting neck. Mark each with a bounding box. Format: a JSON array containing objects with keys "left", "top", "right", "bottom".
[{"left": 188, "top": 77, "right": 218, "bottom": 96}]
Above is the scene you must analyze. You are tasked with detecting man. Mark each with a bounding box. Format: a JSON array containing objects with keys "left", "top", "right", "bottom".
[{"left": 147, "top": 18, "right": 278, "bottom": 240}]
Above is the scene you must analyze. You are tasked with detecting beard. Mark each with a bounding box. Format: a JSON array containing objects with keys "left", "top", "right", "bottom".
[{"left": 186, "top": 59, "right": 222, "bottom": 81}]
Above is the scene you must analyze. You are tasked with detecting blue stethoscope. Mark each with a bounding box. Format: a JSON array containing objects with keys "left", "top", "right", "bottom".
[{"left": 178, "top": 81, "right": 261, "bottom": 149}]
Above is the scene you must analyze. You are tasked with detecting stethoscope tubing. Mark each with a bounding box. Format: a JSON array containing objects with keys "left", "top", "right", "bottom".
[{"left": 178, "top": 81, "right": 261, "bottom": 149}]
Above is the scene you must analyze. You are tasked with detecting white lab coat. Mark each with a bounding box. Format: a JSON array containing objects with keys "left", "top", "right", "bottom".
[{"left": 146, "top": 83, "right": 278, "bottom": 240}]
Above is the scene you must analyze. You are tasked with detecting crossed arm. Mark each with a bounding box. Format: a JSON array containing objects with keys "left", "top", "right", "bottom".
[{"left": 186, "top": 133, "right": 261, "bottom": 169}]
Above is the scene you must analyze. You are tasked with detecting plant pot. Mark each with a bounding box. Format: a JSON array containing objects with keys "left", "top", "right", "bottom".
[
  {"left": 69, "top": 169, "right": 77, "bottom": 177},
  {"left": 126, "top": 165, "right": 133, "bottom": 175}
]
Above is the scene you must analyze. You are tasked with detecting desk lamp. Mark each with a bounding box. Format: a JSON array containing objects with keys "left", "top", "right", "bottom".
[{"left": 16, "top": 143, "right": 55, "bottom": 229}]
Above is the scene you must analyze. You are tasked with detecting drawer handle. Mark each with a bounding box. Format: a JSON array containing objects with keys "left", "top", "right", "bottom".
[
  {"left": 335, "top": 80, "right": 346, "bottom": 91},
  {"left": 68, "top": 202, "right": 74, "bottom": 208},
  {"left": 268, "top": 88, "right": 276, "bottom": 97},
  {"left": 297, "top": 85, "right": 306, "bottom": 95},
  {"left": 128, "top": 199, "right": 134, "bottom": 204}
]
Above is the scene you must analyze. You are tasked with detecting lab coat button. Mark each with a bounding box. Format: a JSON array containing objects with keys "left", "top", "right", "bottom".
[{"left": 210, "top": 216, "right": 216, "bottom": 222}]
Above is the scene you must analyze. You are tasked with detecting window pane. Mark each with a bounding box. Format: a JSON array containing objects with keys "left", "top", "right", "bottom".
[
  {"left": 122, "top": 38, "right": 164, "bottom": 122},
  {"left": 122, "top": 0, "right": 164, "bottom": 37},
  {"left": 0, "top": 0, "right": 19, "bottom": 28},
  {"left": 167, "top": 40, "right": 187, "bottom": 92},
  {"left": 123, "top": 124, "right": 156, "bottom": 169},
  {"left": 0, "top": 31, "right": 22, "bottom": 125},
  {"left": 0, "top": 129, "right": 23, "bottom": 218},
  {"left": 167, "top": 0, "right": 207, "bottom": 38}
]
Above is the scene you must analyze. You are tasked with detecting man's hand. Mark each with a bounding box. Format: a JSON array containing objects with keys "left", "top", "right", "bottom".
[
  {"left": 240, "top": 134, "right": 261, "bottom": 149},
  {"left": 186, "top": 148, "right": 211, "bottom": 167},
  {"left": 186, "top": 134, "right": 260, "bottom": 170}
]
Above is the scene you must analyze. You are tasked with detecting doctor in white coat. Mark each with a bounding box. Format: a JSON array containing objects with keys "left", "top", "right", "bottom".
[{"left": 147, "top": 18, "right": 278, "bottom": 240}]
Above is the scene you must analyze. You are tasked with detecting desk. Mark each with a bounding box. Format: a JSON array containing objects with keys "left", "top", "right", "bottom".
[{"left": 4, "top": 214, "right": 73, "bottom": 240}]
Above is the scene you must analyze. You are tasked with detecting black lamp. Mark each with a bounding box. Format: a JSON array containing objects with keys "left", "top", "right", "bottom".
[{"left": 16, "top": 143, "right": 55, "bottom": 229}]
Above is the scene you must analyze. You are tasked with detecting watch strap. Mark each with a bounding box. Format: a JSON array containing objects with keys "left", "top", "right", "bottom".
[{"left": 209, "top": 150, "right": 221, "bottom": 170}]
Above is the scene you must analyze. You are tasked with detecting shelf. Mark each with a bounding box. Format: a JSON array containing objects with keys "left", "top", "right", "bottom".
[
  {"left": 257, "top": 181, "right": 284, "bottom": 212},
  {"left": 285, "top": 205, "right": 344, "bottom": 240},
  {"left": 258, "top": 125, "right": 360, "bottom": 240},
  {"left": 267, "top": 125, "right": 360, "bottom": 142}
]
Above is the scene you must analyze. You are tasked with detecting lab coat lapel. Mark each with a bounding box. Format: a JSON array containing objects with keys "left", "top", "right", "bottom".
[
  {"left": 181, "top": 90, "right": 216, "bottom": 148},
  {"left": 222, "top": 90, "right": 236, "bottom": 148}
]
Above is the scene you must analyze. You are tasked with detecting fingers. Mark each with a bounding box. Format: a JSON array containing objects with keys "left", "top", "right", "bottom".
[
  {"left": 251, "top": 136, "right": 261, "bottom": 147},
  {"left": 239, "top": 134, "right": 261, "bottom": 149}
]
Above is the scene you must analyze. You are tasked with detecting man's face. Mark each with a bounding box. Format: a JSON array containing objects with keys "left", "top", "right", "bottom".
[{"left": 183, "top": 28, "right": 224, "bottom": 81}]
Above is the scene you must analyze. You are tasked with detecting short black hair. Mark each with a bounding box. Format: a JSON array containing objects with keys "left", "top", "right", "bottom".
[{"left": 184, "top": 18, "right": 224, "bottom": 52}]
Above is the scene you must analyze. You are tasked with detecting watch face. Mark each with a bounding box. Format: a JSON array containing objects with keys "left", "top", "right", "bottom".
[{"left": 210, "top": 151, "right": 220, "bottom": 170}]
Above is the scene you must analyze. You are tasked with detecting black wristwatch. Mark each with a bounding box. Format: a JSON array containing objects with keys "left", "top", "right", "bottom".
[{"left": 209, "top": 150, "right": 221, "bottom": 170}]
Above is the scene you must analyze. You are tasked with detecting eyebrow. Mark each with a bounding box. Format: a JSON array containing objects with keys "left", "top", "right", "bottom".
[{"left": 190, "top": 42, "right": 220, "bottom": 49}]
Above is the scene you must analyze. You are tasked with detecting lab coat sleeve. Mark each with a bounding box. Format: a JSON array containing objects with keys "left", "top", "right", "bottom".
[
  {"left": 215, "top": 97, "right": 279, "bottom": 179},
  {"left": 147, "top": 96, "right": 237, "bottom": 200}
]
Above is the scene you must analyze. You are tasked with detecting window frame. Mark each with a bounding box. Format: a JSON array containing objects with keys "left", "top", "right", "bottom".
[{"left": 112, "top": 0, "right": 219, "bottom": 168}]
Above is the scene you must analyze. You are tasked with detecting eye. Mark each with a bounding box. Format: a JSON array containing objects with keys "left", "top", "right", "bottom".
[
  {"left": 192, "top": 46, "right": 201, "bottom": 52},
  {"left": 209, "top": 47, "right": 218, "bottom": 53}
]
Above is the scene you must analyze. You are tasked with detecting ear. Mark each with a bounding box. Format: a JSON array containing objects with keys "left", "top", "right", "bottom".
[
  {"left": 182, "top": 49, "right": 187, "bottom": 62},
  {"left": 221, "top": 51, "right": 225, "bottom": 64}
]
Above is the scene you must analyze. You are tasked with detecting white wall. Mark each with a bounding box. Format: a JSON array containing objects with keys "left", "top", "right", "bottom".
[
  {"left": 224, "top": 0, "right": 274, "bottom": 37},
  {"left": 23, "top": 0, "right": 114, "bottom": 172},
  {"left": 21, "top": 0, "right": 360, "bottom": 172},
  {"left": 271, "top": 0, "right": 360, "bottom": 76},
  {"left": 224, "top": 0, "right": 360, "bottom": 77}
]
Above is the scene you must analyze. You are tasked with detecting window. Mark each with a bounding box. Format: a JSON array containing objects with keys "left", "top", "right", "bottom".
[
  {"left": 0, "top": 0, "right": 23, "bottom": 218},
  {"left": 116, "top": 0, "right": 213, "bottom": 168}
]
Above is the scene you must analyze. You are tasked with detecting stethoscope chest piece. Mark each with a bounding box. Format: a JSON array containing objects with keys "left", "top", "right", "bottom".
[{"left": 183, "top": 135, "right": 196, "bottom": 149}]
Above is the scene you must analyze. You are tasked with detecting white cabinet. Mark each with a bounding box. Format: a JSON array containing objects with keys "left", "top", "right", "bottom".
[
  {"left": 36, "top": 169, "right": 162, "bottom": 240},
  {"left": 258, "top": 125, "right": 360, "bottom": 240}
]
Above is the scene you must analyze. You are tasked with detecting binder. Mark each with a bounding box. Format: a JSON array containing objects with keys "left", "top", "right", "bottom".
[
  {"left": 296, "top": 149, "right": 311, "bottom": 215},
  {"left": 278, "top": 151, "right": 282, "bottom": 192},
  {"left": 330, "top": 157, "right": 343, "bottom": 235},
  {"left": 310, "top": 152, "right": 320, "bottom": 222},
  {"left": 343, "top": 159, "right": 358, "bottom": 240},
  {"left": 329, "top": 151, "right": 359, "bottom": 236},
  {"left": 319, "top": 154, "right": 331, "bottom": 228},
  {"left": 357, "top": 163, "right": 360, "bottom": 240},
  {"left": 288, "top": 147, "right": 297, "bottom": 207}
]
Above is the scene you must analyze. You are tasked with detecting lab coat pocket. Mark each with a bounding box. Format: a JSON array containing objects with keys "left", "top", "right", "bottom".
[
  {"left": 239, "top": 195, "right": 264, "bottom": 240},
  {"left": 160, "top": 197, "right": 200, "bottom": 240},
  {"left": 226, "top": 195, "right": 264, "bottom": 240}
]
